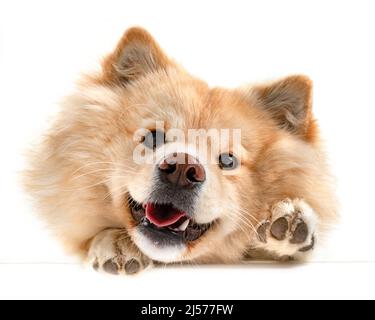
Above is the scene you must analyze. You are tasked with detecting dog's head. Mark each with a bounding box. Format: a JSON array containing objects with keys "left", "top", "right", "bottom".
[{"left": 70, "top": 28, "right": 316, "bottom": 263}]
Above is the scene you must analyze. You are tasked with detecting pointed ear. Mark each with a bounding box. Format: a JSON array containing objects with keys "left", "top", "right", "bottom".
[
  {"left": 250, "top": 75, "right": 314, "bottom": 136},
  {"left": 101, "top": 27, "right": 171, "bottom": 84}
]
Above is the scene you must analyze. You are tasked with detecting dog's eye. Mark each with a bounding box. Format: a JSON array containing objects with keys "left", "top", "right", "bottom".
[
  {"left": 143, "top": 130, "right": 165, "bottom": 149},
  {"left": 219, "top": 153, "right": 238, "bottom": 170}
]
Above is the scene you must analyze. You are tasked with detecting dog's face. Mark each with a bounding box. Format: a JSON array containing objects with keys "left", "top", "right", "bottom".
[
  {"left": 66, "top": 28, "right": 316, "bottom": 263},
  {"left": 116, "top": 77, "right": 269, "bottom": 263}
]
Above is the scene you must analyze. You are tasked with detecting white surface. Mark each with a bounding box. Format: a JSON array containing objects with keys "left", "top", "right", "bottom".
[
  {"left": 0, "top": 262, "right": 374, "bottom": 300},
  {"left": 1, "top": 0, "right": 375, "bottom": 299}
]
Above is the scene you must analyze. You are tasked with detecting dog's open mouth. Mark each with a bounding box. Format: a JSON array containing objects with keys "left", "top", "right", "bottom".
[{"left": 128, "top": 196, "right": 212, "bottom": 243}]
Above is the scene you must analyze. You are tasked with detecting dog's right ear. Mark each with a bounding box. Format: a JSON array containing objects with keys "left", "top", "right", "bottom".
[{"left": 101, "top": 27, "right": 171, "bottom": 84}]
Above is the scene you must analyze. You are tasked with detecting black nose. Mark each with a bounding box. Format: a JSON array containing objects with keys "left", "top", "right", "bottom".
[{"left": 158, "top": 153, "right": 206, "bottom": 188}]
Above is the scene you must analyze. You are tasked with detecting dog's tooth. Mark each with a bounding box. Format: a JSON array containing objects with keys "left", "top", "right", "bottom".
[{"left": 178, "top": 219, "right": 190, "bottom": 231}]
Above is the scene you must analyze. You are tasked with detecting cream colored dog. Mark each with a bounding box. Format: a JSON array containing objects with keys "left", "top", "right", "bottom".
[{"left": 24, "top": 27, "right": 337, "bottom": 275}]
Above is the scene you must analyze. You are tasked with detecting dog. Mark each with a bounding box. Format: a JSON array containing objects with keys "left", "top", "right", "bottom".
[{"left": 24, "top": 27, "right": 337, "bottom": 275}]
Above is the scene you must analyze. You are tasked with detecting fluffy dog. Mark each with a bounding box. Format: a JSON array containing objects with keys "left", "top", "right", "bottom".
[{"left": 24, "top": 27, "right": 337, "bottom": 275}]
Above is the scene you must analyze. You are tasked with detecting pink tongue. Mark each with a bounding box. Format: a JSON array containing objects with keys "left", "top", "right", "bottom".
[{"left": 145, "top": 203, "right": 186, "bottom": 227}]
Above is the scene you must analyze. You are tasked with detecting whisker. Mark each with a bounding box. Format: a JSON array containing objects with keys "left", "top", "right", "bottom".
[
  {"left": 61, "top": 178, "right": 112, "bottom": 192},
  {"left": 71, "top": 161, "right": 117, "bottom": 175}
]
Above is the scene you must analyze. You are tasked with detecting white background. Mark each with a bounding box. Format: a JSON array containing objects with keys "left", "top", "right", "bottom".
[{"left": 1, "top": 0, "right": 375, "bottom": 299}]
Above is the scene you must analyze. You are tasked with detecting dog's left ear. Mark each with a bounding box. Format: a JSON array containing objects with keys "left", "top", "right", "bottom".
[
  {"left": 248, "top": 75, "right": 315, "bottom": 138},
  {"left": 101, "top": 27, "right": 172, "bottom": 84}
]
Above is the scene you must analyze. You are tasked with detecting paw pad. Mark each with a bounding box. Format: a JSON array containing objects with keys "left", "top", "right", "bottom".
[
  {"left": 97, "top": 257, "right": 145, "bottom": 275},
  {"left": 103, "top": 259, "right": 120, "bottom": 275},
  {"left": 125, "top": 259, "right": 141, "bottom": 275},
  {"left": 290, "top": 219, "right": 308, "bottom": 244},
  {"left": 256, "top": 198, "right": 317, "bottom": 256},
  {"left": 270, "top": 217, "right": 289, "bottom": 240}
]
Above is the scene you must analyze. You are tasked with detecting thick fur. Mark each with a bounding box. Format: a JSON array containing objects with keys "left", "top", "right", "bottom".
[{"left": 23, "top": 27, "right": 337, "bottom": 273}]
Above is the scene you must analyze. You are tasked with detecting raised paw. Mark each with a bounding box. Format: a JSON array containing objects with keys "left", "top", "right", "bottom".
[
  {"left": 256, "top": 198, "right": 317, "bottom": 259},
  {"left": 88, "top": 229, "right": 151, "bottom": 275}
]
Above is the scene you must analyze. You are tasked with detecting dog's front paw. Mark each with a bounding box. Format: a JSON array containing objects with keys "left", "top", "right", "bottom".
[
  {"left": 256, "top": 198, "right": 317, "bottom": 259},
  {"left": 88, "top": 229, "right": 151, "bottom": 275}
]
